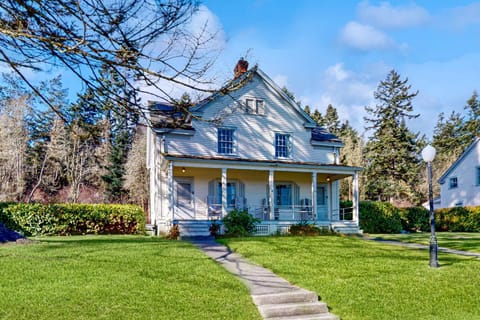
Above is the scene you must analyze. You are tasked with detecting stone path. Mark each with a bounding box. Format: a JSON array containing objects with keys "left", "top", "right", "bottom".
[
  {"left": 191, "top": 239, "right": 339, "bottom": 320},
  {"left": 365, "top": 237, "right": 480, "bottom": 259}
]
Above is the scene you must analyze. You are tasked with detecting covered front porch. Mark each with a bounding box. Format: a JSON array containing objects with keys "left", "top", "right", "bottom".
[{"left": 151, "top": 156, "right": 361, "bottom": 235}]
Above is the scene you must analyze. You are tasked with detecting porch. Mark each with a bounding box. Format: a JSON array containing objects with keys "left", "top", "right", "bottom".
[{"left": 151, "top": 156, "right": 361, "bottom": 234}]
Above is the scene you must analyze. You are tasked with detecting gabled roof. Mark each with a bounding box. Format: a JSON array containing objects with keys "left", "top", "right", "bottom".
[
  {"left": 438, "top": 137, "right": 480, "bottom": 184},
  {"left": 191, "top": 65, "right": 318, "bottom": 128}
]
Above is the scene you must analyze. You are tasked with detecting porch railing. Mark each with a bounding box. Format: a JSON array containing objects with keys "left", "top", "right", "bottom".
[
  {"left": 249, "top": 205, "right": 314, "bottom": 221},
  {"left": 339, "top": 207, "right": 354, "bottom": 221}
]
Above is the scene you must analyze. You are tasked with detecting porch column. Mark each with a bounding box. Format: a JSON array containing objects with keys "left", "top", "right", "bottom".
[
  {"left": 352, "top": 171, "right": 360, "bottom": 224},
  {"left": 168, "top": 162, "right": 174, "bottom": 221},
  {"left": 311, "top": 172, "right": 317, "bottom": 220},
  {"left": 269, "top": 169, "right": 274, "bottom": 220},
  {"left": 221, "top": 168, "right": 227, "bottom": 218}
]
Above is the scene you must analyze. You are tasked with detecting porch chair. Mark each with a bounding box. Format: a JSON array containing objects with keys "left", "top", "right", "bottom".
[
  {"left": 206, "top": 196, "right": 222, "bottom": 220},
  {"left": 300, "top": 198, "right": 313, "bottom": 220}
]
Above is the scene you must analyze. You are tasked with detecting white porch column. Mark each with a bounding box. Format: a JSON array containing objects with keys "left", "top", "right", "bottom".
[
  {"left": 168, "top": 162, "right": 174, "bottom": 221},
  {"left": 353, "top": 171, "right": 360, "bottom": 224},
  {"left": 221, "top": 168, "right": 227, "bottom": 218},
  {"left": 269, "top": 169, "right": 274, "bottom": 220},
  {"left": 311, "top": 172, "right": 317, "bottom": 220}
]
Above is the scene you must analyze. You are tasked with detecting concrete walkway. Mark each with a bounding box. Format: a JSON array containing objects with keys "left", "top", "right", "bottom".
[
  {"left": 191, "top": 239, "right": 339, "bottom": 320},
  {"left": 365, "top": 237, "right": 480, "bottom": 259}
]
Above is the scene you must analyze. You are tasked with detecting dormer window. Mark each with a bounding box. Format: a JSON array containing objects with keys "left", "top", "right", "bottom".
[
  {"left": 246, "top": 98, "right": 265, "bottom": 115},
  {"left": 275, "top": 133, "right": 292, "bottom": 158},
  {"left": 217, "top": 128, "right": 236, "bottom": 155}
]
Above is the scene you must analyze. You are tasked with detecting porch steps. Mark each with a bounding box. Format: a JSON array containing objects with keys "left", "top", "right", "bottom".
[
  {"left": 176, "top": 221, "right": 213, "bottom": 240},
  {"left": 253, "top": 289, "right": 339, "bottom": 320},
  {"left": 331, "top": 221, "right": 363, "bottom": 235}
]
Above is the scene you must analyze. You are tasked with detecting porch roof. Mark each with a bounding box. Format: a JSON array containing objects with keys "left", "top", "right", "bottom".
[{"left": 164, "top": 154, "right": 362, "bottom": 179}]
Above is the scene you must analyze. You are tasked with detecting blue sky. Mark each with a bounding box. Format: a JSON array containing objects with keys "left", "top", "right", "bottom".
[{"left": 197, "top": 0, "right": 480, "bottom": 139}]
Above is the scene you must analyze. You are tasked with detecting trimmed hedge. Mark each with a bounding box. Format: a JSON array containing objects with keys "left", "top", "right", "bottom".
[
  {"left": 435, "top": 206, "right": 480, "bottom": 232},
  {"left": 359, "top": 201, "right": 402, "bottom": 234},
  {"left": 0, "top": 203, "right": 145, "bottom": 236},
  {"left": 399, "top": 207, "right": 430, "bottom": 232}
]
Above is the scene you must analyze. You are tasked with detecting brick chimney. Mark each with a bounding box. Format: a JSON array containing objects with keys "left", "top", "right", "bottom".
[{"left": 233, "top": 58, "right": 248, "bottom": 78}]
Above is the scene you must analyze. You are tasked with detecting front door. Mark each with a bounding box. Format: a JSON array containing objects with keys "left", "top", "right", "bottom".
[
  {"left": 174, "top": 178, "right": 194, "bottom": 219},
  {"left": 316, "top": 184, "right": 328, "bottom": 221}
]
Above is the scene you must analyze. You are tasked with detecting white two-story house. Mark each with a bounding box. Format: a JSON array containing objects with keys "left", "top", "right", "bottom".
[
  {"left": 146, "top": 59, "right": 362, "bottom": 236},
  {"left": 438, "top": 137, "right": 480, "bottom": 208}
]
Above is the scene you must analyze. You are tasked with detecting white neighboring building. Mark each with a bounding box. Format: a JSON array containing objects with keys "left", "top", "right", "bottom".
[{"left": 438, "top": 137, "right": 480, "bottom": 208}]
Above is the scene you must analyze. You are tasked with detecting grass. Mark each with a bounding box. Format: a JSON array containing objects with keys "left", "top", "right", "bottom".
[
  {"left": 370, "top": 232, "right": 480, "bottom": 253},
  {"left": 219, "top": 235, "right": 480, "bottom": 320},
  {"left": 0, "top": 236, "right": 261, "bottom": 320}
]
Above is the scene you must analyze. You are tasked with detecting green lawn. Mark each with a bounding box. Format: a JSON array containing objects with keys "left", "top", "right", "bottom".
[
  {"left": 219, "top": 235, "right": 480, "bottom": 320},
  {"left": 0, "top": 236, "right": 261, "bottom": 320},
  {"left": 370, "top": 232, "right": 480, "bottom": 253}
]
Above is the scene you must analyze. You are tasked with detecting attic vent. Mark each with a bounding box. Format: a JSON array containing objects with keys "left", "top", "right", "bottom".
[{"left": 234, "top": 58, "right": 249, "bottom": 78}]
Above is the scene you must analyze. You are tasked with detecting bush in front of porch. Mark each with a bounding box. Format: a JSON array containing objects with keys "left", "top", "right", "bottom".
[{"left": 223, "top": 209, "right": 260, "bottom": 237}]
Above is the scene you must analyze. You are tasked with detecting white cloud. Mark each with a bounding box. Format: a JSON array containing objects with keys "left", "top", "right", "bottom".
[
  {"left": 325, "top": 63, "right": 349, "bottom": 81},
  {"left": 305, "top": 63, "right": 385, "bottom": 133},
  {"left": 189, "top": 5, "right": 226, "bottom": 50},
  {"left": 339, "top": 21, "right": 395, "bottom": 51},
  {"left": 357, "top": 1, "right": 430, "bottom": 29}
]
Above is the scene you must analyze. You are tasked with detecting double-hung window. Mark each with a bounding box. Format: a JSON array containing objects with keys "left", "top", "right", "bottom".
[
  {"left": 449, "top": 177, "right": 458, "bottom": 189},
  {"left": 246, "top": 98, "right": 265, "bottom": 115},
  {"left": 217, "top": 128, "right": 235, "bottom": 155},
  {"left": 275, "top": 133, "right": 291, "bottom": 158}
]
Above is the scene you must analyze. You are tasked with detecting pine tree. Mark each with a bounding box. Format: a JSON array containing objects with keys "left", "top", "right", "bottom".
[
  {"left": 364, "top": 70, "right": 420, "bottom": 203},
  {"left": 463, "top": 91, "right": 480, "bottom": 143},
  {"left": 323, "top": 104, "right": 341, "bottom": 134}
]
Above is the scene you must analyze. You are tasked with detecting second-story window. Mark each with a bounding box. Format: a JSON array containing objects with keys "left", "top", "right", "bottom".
[
  {"left": 246, "top": 98, "right": 265, "bottom": 115},
  {"left": 217, "top": 128, "right": 236, "bottom": 155},
  {"left": 275, "top": 133, "right": 291, "bottom": 158},
  {"left": 449, "top": 177, "right": 458, "bottom": 189}
]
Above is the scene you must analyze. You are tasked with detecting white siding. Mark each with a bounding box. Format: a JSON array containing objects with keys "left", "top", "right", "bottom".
[
  {"left": 440, "top": 142, "right": 480, "bottom": 208},
  {"left": 165, "top": 73, "right": 335, "bottom": 163}
]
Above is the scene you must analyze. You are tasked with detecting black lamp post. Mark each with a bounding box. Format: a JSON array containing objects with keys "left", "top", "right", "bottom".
[{"left": 421, "top": 144, "right": 439, "bottom": 268}]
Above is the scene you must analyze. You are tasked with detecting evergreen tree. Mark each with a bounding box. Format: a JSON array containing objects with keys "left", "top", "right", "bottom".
[
  {"left": 463, "top": 91, "right": 480, "bottom": 142},
  {"left": 311, "top": 110, "right": 324, "bottom": 126},
  {"left": 364, "top": 70, "right": 420, "bottom": 203},
  {"left": 323, "top": 104, "right": 341, "bottom": 134},
  {"left": 304, "top": 105, "right": 311, "bottom": 116}
]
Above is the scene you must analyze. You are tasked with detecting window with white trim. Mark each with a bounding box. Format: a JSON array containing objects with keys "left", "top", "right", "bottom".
[
  {"left": 449, "top": 177, "right": 458, "bottom": 189},
  {"left": 275, "top": 133, "right": 292, "bottom": 158},
  {"left": 246, "top": 98, "right": 265, "bottom": 115},
  {"left": 477, "top": 167, "right": 480, "bottom": 186},
  {"left": 217, "top": 128, "right": 236, "bottom": 154}
]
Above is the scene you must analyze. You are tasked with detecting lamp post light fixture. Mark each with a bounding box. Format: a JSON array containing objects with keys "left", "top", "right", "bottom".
[{"left": 421, "top": 144, "right": 439, "bottom": 268}]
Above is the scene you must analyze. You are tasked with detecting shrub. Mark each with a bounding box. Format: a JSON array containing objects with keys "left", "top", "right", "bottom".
[
  {"left": 222, "top": 209, "right": 259, "bottom": 237},
  {"left": 435, "top": 206, "right": 480, "bottom": 232},
  {"left": 209, "top": 221, "right": 221, "bottom": 237},
  {"left": 359, "top": 201, "right": 402, "bottom": 234},
  {"left": 1, "top": 203, "right": 145, "bottom": 236},
  {"left": 340, "top": 200, "right": 353, "bottom": 208},
  {"left": 166, "top": 224, "right": 180, "bottom": 240},
  {"left": 0, "top": 202, "right": 20, "bottom": 231},
  {"left": 289, "top": 221, "right": 324, "bottom": 236},
  {"left": 399, "top": 207, "right": 430, "bottom": 232}
]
